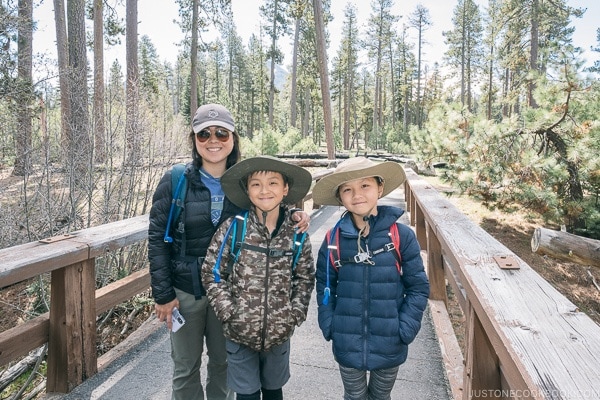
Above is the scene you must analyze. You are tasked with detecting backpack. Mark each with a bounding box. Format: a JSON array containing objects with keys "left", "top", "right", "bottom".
[
  {"left": 211, "top": 211, "right": 307, "bottom": 283},
  {"left": 163, "top": 163, "right": 188, "bottom": 243},
  {"left": 322, "top": 219, "right": 402, "bottom": 305}
]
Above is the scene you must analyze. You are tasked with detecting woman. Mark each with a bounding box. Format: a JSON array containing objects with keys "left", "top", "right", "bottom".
[{"left": 148, "top": 104, "right": 309, "bottom": 400}]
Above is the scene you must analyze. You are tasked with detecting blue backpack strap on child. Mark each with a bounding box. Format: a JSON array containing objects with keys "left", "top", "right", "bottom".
[
  {"left": 212, "top": 211, "right": 307, "bottom": 283},
  {"left": 323, "top": 221, "right": 402, "bottom": 305},
  {"left": 164, "top": 163, "right": 188, "bottom": 243}
]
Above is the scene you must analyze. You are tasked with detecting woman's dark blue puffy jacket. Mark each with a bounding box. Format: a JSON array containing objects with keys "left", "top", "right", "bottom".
[
  {"left": 316, "top": 205, "right": 430, "bottom": 370},
  {"left": 148, "top": 163, "right": 241, "bottom": 305}
]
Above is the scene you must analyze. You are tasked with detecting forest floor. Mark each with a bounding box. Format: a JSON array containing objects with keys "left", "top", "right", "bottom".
[{"left": 1, "top": 168, "right": 600, "bottom": 394}]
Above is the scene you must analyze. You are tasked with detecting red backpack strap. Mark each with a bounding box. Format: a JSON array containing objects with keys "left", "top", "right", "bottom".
[{"left": 390, "top": 223, "right": 402, "bottom": 275}]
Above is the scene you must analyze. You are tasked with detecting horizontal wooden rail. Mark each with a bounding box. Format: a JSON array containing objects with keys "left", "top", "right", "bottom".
[
  {"left": 0, "top": 168, "right": 333, "bottom": 394},
  {"left": 403, "top": 169, "right": 600, "bottom": 400}
]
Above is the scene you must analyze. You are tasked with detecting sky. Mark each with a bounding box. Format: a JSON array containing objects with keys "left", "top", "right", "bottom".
[{"left": 32, "top": 0, "right": 599, "bottom": 75}]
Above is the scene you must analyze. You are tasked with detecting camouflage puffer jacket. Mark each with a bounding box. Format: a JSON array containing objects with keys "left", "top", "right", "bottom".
[{"left": 201, "top": 206, "right": 315, "bottom": 352}]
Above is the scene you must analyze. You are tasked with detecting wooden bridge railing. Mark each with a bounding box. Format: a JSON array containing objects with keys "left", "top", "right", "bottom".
[
  {"left": 403, "top": 168, "right": 600, "bottom": 400},
  {"left": 2, "top": 165, "right": 600, "bottom": 398}
]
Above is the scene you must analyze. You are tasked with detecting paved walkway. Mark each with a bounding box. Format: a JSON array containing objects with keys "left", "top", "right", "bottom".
[{"left": 51, "top": 189, "right": 451, "bottom": 400}]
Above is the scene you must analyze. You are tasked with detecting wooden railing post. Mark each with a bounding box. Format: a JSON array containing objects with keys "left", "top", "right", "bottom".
[
  {"left": 464, "top": 303, "right": 502, "bottom": 400},
  {"left": 426, "top": 225, "right": 446, "bottom": 304},
  {"left": 46, "top": 259, "right": 97, "bottom": 393},
  {"left": 414, "top": 202, "right": 427, "bottom": 251}
]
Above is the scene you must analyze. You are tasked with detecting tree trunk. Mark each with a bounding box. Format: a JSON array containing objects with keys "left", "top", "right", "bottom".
[
  {"left": 126, "top": 0, "right": 139, "bottom": 163},
  {"left": 312, "top": 0, "right": 335, "bottom": 160},
  {"left": 54, "top": 0, "right": 71, "bottom": 149},
  {"left": 528, "top": 0, "right": 539, "bottom": 108},
  {"left": 93, "top": 0, "right": 106, "bottom": 163},
  {"left": 290, "top": 16, "right": 300, "bottom": 128},
  {"left": 13, "top": 0, "right": 33, "bottom": 177},
  {"left": 268, "top": 0, "right": 278, "bottom": 128},
  {"left": 66, "top": 0, "right": 90, "bottom": 179},
  {"left": 531, "top": 227, "right": 600, "bottom": 268},
  {"left": 190, "top": 0, "right": 198, "bottom": 116}
]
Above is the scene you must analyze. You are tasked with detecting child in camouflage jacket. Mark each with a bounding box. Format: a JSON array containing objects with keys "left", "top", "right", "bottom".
[{"left": 201, "top": 156, "right": 315, "bottom": 400}]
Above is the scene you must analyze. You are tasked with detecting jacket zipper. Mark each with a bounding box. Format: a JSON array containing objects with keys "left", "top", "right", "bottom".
[{"left": 261, "top": 237, "right": 271, "bottom": 351}]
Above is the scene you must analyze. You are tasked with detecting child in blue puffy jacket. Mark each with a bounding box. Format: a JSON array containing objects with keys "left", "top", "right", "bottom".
[{"left": 312, "top": 157, "right": 430, "bottom": 400}]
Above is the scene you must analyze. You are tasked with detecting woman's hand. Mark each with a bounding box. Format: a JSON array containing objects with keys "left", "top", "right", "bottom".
[
  {"left": 155, "top": 299, "right": 180, "bottom": 331},
  {"left": 292, "top": 209, "right": 311, "bottom": 233}
]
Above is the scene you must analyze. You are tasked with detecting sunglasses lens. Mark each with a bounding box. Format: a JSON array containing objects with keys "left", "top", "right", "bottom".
[
  {"left": 196, "top": 129, "right": 231, "bottom": 142},
  {"left": 196, "top": 130, "right": 211, "bottom": 142},
  {"left": 215, "top": 129, "right": 230, "bottom": 141}
]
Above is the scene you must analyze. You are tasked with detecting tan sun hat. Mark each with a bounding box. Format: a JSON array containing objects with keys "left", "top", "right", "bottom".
[
  {"left": 312, "top": 157, "right": 406, "bottom": 206},
  {"left": 221, "top": 156, "right": 312, "bottom": 210}
]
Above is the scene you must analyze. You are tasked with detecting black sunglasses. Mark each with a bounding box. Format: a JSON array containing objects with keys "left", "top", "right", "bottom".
[{"left": 196, "top": 128, "right": 231, "bottom": 143}]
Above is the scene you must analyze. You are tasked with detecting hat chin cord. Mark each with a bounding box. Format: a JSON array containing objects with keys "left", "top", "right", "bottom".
[
  {"left": 356, "top": 214, "right": 375, "bottom": 265},
  {"left": 255, "top": 203, "right": 282, "bottom": 226}
]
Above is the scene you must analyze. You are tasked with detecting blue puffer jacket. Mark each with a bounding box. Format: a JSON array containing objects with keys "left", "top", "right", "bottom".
[{"left": 316, "top": 205, "right": 430, "bottom": 370}]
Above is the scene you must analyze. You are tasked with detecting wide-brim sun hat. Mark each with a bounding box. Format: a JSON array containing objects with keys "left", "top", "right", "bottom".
[
  {"left": 221, "top": 156, "right": 312, "bottom": 210},
  {"left": 312, "top": 157, "right": 406, "bottom": 206}
]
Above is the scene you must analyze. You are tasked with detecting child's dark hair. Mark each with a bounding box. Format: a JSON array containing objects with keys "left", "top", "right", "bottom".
[{"left": 242, "top": 170, "right": 290, "bottom": 190}]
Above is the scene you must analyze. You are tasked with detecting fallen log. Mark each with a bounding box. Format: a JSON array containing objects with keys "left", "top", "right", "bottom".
[
  {"left": 283, "top": 159, "right": 339, "bottom": 168},
  {"left": 531, "top": 227, "right": 600, "bottom": 268}
]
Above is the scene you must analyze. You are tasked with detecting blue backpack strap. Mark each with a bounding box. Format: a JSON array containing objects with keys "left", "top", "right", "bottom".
[
  {"left": 213, "top": 211, "right": 306, "bottom": 282},
  {"left": 163, "top": 163, "right": 188, "bottom": 243},
  {"left": 291, "top": 230, "right": 307, "bottom": 271},
  {"left": 213, "top": 212, "right": 248, "bottom": 283}
]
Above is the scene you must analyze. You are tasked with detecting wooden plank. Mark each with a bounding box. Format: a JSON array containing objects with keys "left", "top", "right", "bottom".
[
  {"left": 0, "top": 215, "right": 149, "bottom": 289},
  {"left": 68, "top": 214, "right": 149, "bottom": 259},
  {"left": 0, "top": 240, "right": 89, "bottom": 288},
  {"left": 429, "top": 300, "right": 464, "bottom": 400},
  {"left": 0, "top": 314, "right": 49, "bottom": 366},
  {"left": 95, "top": 269, "right": 151, "bottom": 314}
]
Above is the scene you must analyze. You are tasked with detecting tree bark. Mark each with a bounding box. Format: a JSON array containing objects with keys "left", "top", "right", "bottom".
[
  {"left": 13, "top": 0, "right": 33, "bottom": 176},
  {"left": 312, "top": 0, "right": 335, "bottom": 160},
  {"left": 531, "top": 227, "right": 600, "bottom": 268},
  {"left": 93, "top": 0, "right": 106, "bottom": 163},
  {"left": 290, "top": 16, "right": 300, "bottom": 128},
  {"left": 190, "top": 0, "right": 199, "bottom": 116},
  {"left": 66, "top": 0, "right": 90, "bottom": 183},
  {"left": 268, "top": 0, "right": 278, "bottom": 128},
  {"left": 125, "top": 0, "right": 139, "bottom": 163},
  {"left": 54, "top": 0, "right": 71, "bottom": 148}
]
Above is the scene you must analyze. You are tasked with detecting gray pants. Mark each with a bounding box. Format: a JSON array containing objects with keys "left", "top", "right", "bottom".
[
  {"left": 225, "top": 339, "right": 291, "bottom": 395},
  {"left": 338, "top": 364, "right": 399, "bottom": 400},
  {"left": 171, "top": 288, "right": 234, "bottom": 400}
]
